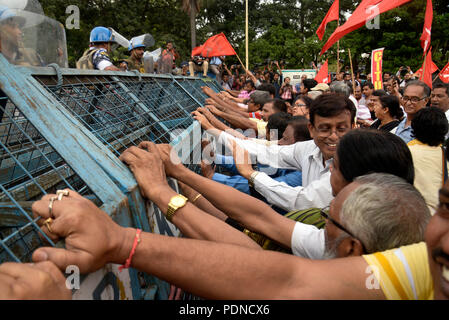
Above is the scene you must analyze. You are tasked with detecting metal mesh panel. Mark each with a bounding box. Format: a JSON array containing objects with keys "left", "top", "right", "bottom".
[
  {"left": 0, "top": 92, "right": 101, "bottom": 263},
  {"left": 34, "top": 75, "right": 195, "bottom": 157},
  {"left": 177, "top": 79, "right": 209, "bottom": 105},
  {"left": 202, "top": 79, "right": 223, "bottom": 93},
  {"left": 116, "top": 76, "right": 195, "bottom": 127}
]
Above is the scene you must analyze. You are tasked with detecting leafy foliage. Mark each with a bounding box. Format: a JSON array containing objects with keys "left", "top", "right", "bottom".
[{"left": 40, "top": 0, "right": 449, "bottom": 72}]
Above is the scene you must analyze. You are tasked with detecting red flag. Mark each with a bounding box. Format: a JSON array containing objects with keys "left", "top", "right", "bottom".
[
  {"left": 320, "top": 0, "right": 412, "bottom": 55},
  {"left": 199, "top": 33, "right": 237, "bottom": 58},
  {"left": 415, "top": 55, "right": 439, "bottom": 79},
  {"left": 439, "top": 61, "right": 449, "bottom": 83},
  {"left": 316, "top": 0, "right": 339, "bottom": 41},
  {"left": 315, "top": 60, "right": 330, "bottom": 83},
  {"left": 420, "top": 48, "right": 437, "bottom": 89},
  {"left": 420, "top": 0, "right": 433, "bottom": 53},
  {"left": 191, "top": 45, "right": 203, "bottom": 57}
]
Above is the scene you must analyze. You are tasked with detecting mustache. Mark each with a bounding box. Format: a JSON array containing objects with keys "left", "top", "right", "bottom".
[{"left": 432, "top": 247, "right": 449, "bottom": 263}]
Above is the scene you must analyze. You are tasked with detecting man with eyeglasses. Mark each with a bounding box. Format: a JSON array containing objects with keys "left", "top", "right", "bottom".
[
  {"left": 215, "top": 93, "right": 356, "bottom": 212},
  {"left": 395, "top": 80, "right": 430, "bottom": 143}
]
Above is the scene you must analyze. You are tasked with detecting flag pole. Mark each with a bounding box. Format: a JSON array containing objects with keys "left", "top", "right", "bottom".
[
  {"left": 348, "top": 48, "right": 356, "bottom": 96},
  {"left": 432, "top": 74, "right": 439, "bottom": 84},
  {"left": 336, "top": 20, "right": 340, "bottom": 74},
  {"left": 421, "top": 50, "right": 428, "bottom": 82},
  {"left": 235, "top": 53, "right": 247, "bottom": 72},
  {"left": 245, "top": 0, "right": 249, "bottom": 70}
]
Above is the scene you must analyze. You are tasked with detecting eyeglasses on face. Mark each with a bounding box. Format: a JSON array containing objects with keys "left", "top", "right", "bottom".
[
  {"left": 320, "top": 206, "right": 367, "bottom": 252},
  {"left": 313, "top": 126, "right": 349, "bottom": 137},
  {"left": 401, "top": 96, "right": 427, "bottom": 104}
]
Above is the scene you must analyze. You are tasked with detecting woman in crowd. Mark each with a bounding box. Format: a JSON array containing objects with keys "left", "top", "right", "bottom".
[
  {"left": 291, "top": 95, "right": 313, "bottom": 119},
  {"left": 370, "top": 95, "right": 404, "bottom": 132},
  {"left": 279, "top": 77, "right": 296, "bottom": 105},
  {"left": 408, "top": 107, "right": 449, "bottom": 214}
]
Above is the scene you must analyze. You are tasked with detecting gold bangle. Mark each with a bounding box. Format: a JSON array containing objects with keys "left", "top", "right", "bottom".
[
  {"left": 192, "top": 194, "right": 203, "bottom": 204},
  {"left": 248, "top": 171, "right": 260, "bottom": 188}
]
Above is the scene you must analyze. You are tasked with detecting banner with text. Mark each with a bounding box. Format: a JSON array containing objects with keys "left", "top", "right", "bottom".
[{"left": 371, "top": 48, "right": 385, "bottom": 90}]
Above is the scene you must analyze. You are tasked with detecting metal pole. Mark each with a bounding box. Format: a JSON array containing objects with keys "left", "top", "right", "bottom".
[
  {"left": 245, "top": 0, "right": 249, "bottom": 70},
  {"left": 336, "top": 20, "right": 340, "bottom": 74},
  {"left": 348, "top": 48, "right": 356, "bottom": 96}
]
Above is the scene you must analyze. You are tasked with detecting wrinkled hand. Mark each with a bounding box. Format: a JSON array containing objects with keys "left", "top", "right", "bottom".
[
  {"left": 229, "top": 140, "right": 255, "bottom": 180},
  {"left": 0, "top": 261, "right": 72, "bottom": 300},
  {"left": 201, "top": 86, "right": 215, "bottom": 97},
  {"left": 206, "top": 105, "right": 221, "bottom": 116},
  {"left": 205, "top": 98, "right": 216, "bottom": 106},
  {"left": 192, "top": 111, "right": 213, "bottom": 130},
  {"left": 32, "top": 190, "right": 129, "bottom": 274},
  {"left": 197, "top": 107, "right": 217, "bottom": 123},
  {"left": 138, "top": 142, "right": 185, "bottom": 180},
  {"left": 120, "top": 144, "right": 168, "bottom": 200}
]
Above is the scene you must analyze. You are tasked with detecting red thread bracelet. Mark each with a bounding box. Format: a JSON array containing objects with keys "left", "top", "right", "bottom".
[{"left": 119, "top": 229, "right": 142, "bottom": 272}]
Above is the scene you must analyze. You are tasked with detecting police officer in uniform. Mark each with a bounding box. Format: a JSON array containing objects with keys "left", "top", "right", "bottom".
[
  {"left": 0, "top": 5, "right": 44, "bottom": 67},
  {"left": 76, "top": 26, "right": 121, "bottom": 71},
  {"left": 120, "top": 36, "right": 146, "bottom": 73}
]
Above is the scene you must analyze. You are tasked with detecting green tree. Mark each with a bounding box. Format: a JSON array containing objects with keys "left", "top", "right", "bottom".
[
  {"left": 182, "top": 0, "right": 201, "bottom": 51},
  {"left": 38, "top": 0, "right": 449, "bottom": 72}
]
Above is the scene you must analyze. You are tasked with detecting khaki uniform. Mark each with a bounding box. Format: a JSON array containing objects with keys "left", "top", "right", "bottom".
[
  {"left": 3, "top": 48, "right": 44, "bottom": 67},
  {"left": 122, "top": 57, "right": 145, "bottom": 73},
  {"left": 76, "top": 48, "right": 99, "bottom": 70}
]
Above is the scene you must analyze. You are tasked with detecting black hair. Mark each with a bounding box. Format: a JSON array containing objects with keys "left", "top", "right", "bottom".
[
  {"left": 372, "top": 89, "right": 388, "bottom": 98},
  {"left": 337, "top": 129, "right": 414, "bottom": 184},
  {"left": 268, "top": 98, "right": 288, "bottom": 113},
  {"left": 379, "top": 95, "right": 404, "bottom": 120},
  {"left": 411, "top": 107, "right": 448, "bottom": 147},
  {"left": 302, "top": 79, "right": 318, "bottom": 91},
  {"left": 267, "top": 112, "right": 292, "bottom": 140},
  {"left": 294, "top": 95, "right": 313, "bottom": 109},
  {"left": 244, "top": 80, "right": 255, "bottom": 89},
  {"left": 288, "top": 116, "right": 311, "bottom": 142},
  {"left": 391, "top": 75, "right": 401, "bottom": 84},
  {"left": 256, "top": 83, "right": 276, "bottom": 96},
  {"left": 362, "top": 82, "right": 374, "bottom": 90},
  {"left": 309, "top": 93, "right": 356, "bottom": 126},
  {"left": 433, "top": 83, "right": 449, "bottom": 96}
]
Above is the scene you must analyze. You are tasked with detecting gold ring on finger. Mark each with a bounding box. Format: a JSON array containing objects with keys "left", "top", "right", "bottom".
[
  {"left": 43, "top": 218, "right": 54, "bottom": 234},
  {"left": 48, "top": 196, "right": 58, "bottom": 219}
]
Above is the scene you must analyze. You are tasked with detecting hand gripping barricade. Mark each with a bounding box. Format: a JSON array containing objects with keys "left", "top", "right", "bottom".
[{"left": 0, "top": 51, "right": 222, "bottom": 299}]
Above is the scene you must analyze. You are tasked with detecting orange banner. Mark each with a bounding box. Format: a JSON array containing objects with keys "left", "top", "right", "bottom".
[{"left": 371, "top": 48, "right": 384, "bottom": 90}]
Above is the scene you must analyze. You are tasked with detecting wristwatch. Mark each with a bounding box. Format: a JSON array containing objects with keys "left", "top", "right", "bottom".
[{"left": 166, "top": 194, "right": 188, "bottom": 222}]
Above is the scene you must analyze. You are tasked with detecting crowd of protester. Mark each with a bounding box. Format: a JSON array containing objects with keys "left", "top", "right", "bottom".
[{"left": 1, "top": 16, "right": 449, "bottom": 301}]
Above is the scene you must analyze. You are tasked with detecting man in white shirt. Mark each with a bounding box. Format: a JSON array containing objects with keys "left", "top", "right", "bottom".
[{"left": 216, "top": 93, "right": 356, "bottom": 212}]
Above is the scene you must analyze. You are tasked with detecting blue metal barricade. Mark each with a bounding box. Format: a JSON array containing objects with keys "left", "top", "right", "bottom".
[{"left": 0, "top": 55, "right": 222, "bottom": 300}]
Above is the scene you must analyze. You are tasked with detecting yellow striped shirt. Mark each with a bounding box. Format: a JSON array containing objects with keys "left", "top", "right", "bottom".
[{"left": 363, "top": 242, "right": 434, "bottom": 300}]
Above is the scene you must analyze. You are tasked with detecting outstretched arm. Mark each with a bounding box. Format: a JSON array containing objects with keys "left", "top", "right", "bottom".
[
  {"left": 138, "top": 143, "right": 296, "bottom": 249},
  {"left": 192, "top": 108, "right": 248, "bottom": 140},
  {"left": 31, "top": 191, "right": 384, "bottom": 300},
  {"left": 208, "top": 106, "right": 259, "bottom": 132}
]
